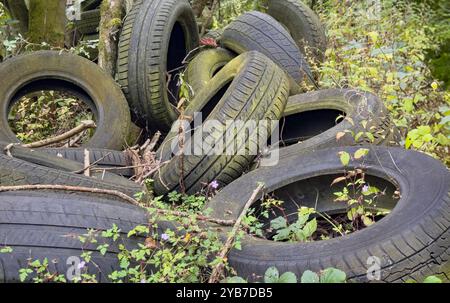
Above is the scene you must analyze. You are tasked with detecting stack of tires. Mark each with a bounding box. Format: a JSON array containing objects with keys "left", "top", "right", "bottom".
[{"left": 0, "top": 0, "right": 449, "bottom": 283}]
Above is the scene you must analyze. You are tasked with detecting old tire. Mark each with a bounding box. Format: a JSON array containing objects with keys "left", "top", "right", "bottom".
[
  {"left": 0, "top": 153, "right": 142, "bottom": 197},
  {"left": 74, "top": 9, "right": 100, "bottom": 35},
  {"left": 185, "top": 48, "right": 235, "bottom": 95},
  {"left": 118, "top": 0, "right": 199, "bottom": 131},
  {"left": 268, "top": 0, "right": 327, "bottom": 64},
  {"left": 0, "top": 51, "right": 131, "bottom": 150},
  {"left": 203, "top": 29, "right": 223, "bottom": 40},
  {"left": 42, "top": 147, "right": 134, "bottom": 177},
  {"left": 206, "top": 146, "right": 450, "bottom": 282},
  {"left": 255, "top": 89, "right": 400, "bottom": 166},
  {"left": 221, "top": 11, "right": 314, "bottom": 85},
  {"left": 81, "top": 0, "right": 101, "bottom": 10},
  {"left": 154, "top": 52, "right": 290, "bottom": 195},
  {"left": 0, "top": 190, "right": 147, "bottom": 282}
]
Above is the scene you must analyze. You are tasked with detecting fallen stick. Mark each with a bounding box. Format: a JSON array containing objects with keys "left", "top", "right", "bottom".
[
  {"left": 21, "top": 120, "right": 96, "bottom": 148},
  {"left": 0, "top": 185, "right": 236, "bottom": 226},
  {"left": 208, "top": 183, "right": 265, "bottom": 283},
  {"left": 83, "top": 149, "right": 90, "bottom": 177}
]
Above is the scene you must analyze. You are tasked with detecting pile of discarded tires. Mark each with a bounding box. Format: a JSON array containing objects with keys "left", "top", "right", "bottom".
[{"left": 0, "top": 0, "right": 449, "bottom": 283}]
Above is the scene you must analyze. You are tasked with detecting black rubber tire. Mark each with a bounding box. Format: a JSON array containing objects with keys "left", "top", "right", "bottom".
[
  {"left": 41, "top": 147, "right": 134, "bottom": 177},
  {"left": 206, "top": 146, "right": 450, "bottom": 282},
  {"left": 0, "top": 51, "right": 131, "bottom": 150},
  {"left": 185, "top": 48, "right": 235, "bottom": 95},
  {"left": 221, "top": 11, "right": 314, "bottom": 85},
  {"left": 117, "top": 0, "right": 200, "bottom": 131},
  {"left": 256, "top": 89, "right": 401, "bottom": 166},
  {"left": 74, "top": 9, "right": 100, "bottom": 35},
  {"left": 0, "top": 190, "right": 147, "bottom": 282},
  {"left": 0, "top": 142, "right": 137, "bottom": 186},
  {"left": 0, "top": 153, "right": 142, "bottom": 197},
  {"left": 268, "top": 0, "right": 327, "bottom": 64},
  {"left": 154, "top": 51, "right": 290, "bottom": 195},
  {"left": 81, "top": 0, "right": 101, "bottom": 11},
  {"left": 203, "top": 29, "right": 223, "bottom": 41}
]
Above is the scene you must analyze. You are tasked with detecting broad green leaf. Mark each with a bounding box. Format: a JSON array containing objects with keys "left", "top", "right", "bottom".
[
  {"left": 264, "top": 267, "right": 279, "bottom": 283},
  {"left": 301, "top": 270, "right": 320, "bottom": 283},
  {"left": 278, "top": 272, "right": 298, "bottom": 283},
  {"left": 320, "top": 268, "right": 347, "bottom": 283},
  {"left": 270, "top": 217, "right": 287, "bottom": 230},
  {"left": 339, "top": 151, "right": 350, "bottom": 166}
]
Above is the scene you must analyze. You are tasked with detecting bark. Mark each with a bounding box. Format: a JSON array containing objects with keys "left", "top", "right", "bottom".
[
  {"left": 28, "top": 0, "right": 66, "bottom": 47},
  {"left": 5, "top": 0, "right": 29, "bottom": 34},
  {"left": 98, "top": 0, "right": 125, "bottom": 76}
]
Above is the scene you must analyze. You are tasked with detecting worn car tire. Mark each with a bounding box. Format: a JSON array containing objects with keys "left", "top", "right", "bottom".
[
  {"left": 42, "top": 147, "right": 134, "bottom": 177},
  {"left": 203, "top": 29, "right": 223, "bottom": 41},
  {"left": 221, "top": 11, "right": 314, "bottom": 85},
  {"left": 74, "top": 9, "right": 100, "bottom": 35},
  {"left": 0, "top": 190, "right": 147, "bottom": 282},
  {"left": 185, "top": 48, "right": 235, "bottom": 95},
  {"left": 0, "top": 51, "right": 131, "bottom": 150},
  {"left": 0, "top": 153, "right": 142, "bottom": 197},
  {"left": 154, "top": 52, "right": 290, "bottom": 195},
  {"left": 206, "top": 146, "right": 450, "bottom": 282},
  {"left": 268, "top": 0, "right": 327, "bottom": 63},
  {"left": 255, "top": 89, "right": 400, "bottom": 166},
  {"left": 117, "top": 0, "right": 199, "bottom": 131}
]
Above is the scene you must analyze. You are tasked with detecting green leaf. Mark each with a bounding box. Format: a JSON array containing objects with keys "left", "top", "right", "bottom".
[
  {"left": 320, "top": 268, "right": 347, "bottom": 283},
  {"left": 264, "top": 266, "right": 279, "bottom": 283},
  {"left": 302, "top": 218, "right": 317, "bottom": 239},
  {"left": 301, "top": 270, "right": 320, "bottom": 283},
  {"left": 270, "top": 217, "right": 287, "bottom": 230},
  {"left": 423, "top": 276, "right": 442, "bottom": 283},
  {"left": 339, "top": 151, "right": 350, "bottom": 166},
  {"left": 224, "top": 276, "right": 247, "bottom": 283},
  {"left": 278, "top": 272, "right": 297, "bottom": 283},
  {"left": 354, "top": 148, "right": 369, "bottom": 160}
]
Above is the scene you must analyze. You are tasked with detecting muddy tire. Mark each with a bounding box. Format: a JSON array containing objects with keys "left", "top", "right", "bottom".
[
  {"left": 206, "top": 146, "right": 450, "bottom": 282},
  {"left": 221, "top": 11, "right": 314, "bottom": 85},
  {"left": 203, "top": 29, "right": 223, "bottom": 41},
  {"left": 117, "top": 0, "right": 199, "bottom": 131},
  {"left": 268, "top": 0, "right": 327, "bottom": 63},
  {"left": 0, "top": 51, "right": 131, "bottom": 150},
  {"left": 154, "top": 52, "right": 290, "bottom": 195},
  {"left": 255, "top": 89, "right": 400, "bottom": 166},
  {"left": 0, "top": 190, "right": 147, "bottom": 282}
]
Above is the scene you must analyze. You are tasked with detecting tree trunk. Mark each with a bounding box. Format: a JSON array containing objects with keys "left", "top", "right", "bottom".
[
  {"left": 5, "top": 0, "right": 29, "bottom": 34},
  {"left": 28, "top": 0, "right": 66, "bottom": 47},
  {"left": 98, "top": 0, "right": 125, "bottom": 76}
]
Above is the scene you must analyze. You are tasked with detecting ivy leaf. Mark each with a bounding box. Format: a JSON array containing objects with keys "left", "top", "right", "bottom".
[
  {"left": 320, "top": 268, "right": 347, "bottom": 283},
  {"left": 278, "top": 272, "right": 297, "bottom": 283},
  {"left": 264, "top": 266, "right": 279, "bottom": 283},
  {"left": 301, "top": 270, "right": 320, "bottom": 283}
]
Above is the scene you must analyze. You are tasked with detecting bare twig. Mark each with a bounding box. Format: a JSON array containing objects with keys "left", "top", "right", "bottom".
[
  {"left": 83, "top": 149, "right": 91, "bottom": 177},
  {"left": 208, "top": 183, "right": 265, "bottom": 283},
  {"left": 21, "top": 120, "right": 96, "bottom": 148}
]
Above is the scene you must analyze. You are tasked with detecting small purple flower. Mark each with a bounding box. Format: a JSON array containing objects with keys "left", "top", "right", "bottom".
[
  {"left": 77, "top": 261, "right": 86, "bottom": 270},
  {"left": 161, "top": 233, "right": 170, "bottom": 241},
  {"left": 209, "top": 180, "right": 219, "bottom": 190},
  {"left": 362, "top": 185, "right": 369, "bottom": 193}
]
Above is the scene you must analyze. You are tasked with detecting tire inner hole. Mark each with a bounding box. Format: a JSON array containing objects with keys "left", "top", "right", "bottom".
[
  {"left": 8, "top": 79, "right": 96, "bottom": 147},
  {"left": 279, "top": 109, "right": 345, "bottom": 146},
  {"left": 249, "top": 173, "right": 399, "bottom": 242},
  {"left": 167, "top": 21, "right": 188, "bottom": 106}
]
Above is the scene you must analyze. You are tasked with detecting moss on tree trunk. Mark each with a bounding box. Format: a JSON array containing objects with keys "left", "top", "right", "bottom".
[
  {"left": 98, "top": 0, "right": 125, "bottom": 76},
  {"left": 28, "top": 0, "right": 66, "bottom": 47}
]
